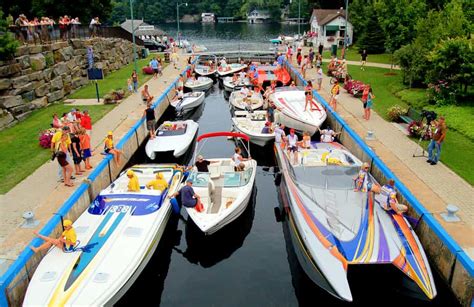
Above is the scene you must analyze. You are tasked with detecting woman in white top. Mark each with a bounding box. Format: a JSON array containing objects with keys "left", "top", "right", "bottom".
[
  {"left": 287, "top": 128, "right": 299, "bottom": 165},
  {"left": 318, "top": 126, "right": 340, "bottom": 143},
  {"left": 232, "top": 147, "right": 251, "bottom": 171}
]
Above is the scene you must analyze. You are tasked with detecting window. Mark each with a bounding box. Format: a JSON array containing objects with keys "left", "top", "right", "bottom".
[{"left": 326, "top": 30, "right": 337, "bottom": 36}]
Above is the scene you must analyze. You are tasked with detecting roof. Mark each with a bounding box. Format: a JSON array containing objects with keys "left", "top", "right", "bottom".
[
  {"left": 120, "top": 19, "right": 146, "bottom": 33},
  {"left": 311, "top": 9, "right": 346, "bottom": 26},
  {"left": 120, "top": 19, "right": 165, "bottom": 36}
]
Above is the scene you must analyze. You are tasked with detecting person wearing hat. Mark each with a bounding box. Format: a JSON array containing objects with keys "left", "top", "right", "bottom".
[
  {"left": 377, "top": 179, "right": 407, "bottom": 215},
  {"left": 261, "top": 121, "right": 273, "bottom": 134},
  {"left": 354, "top": 162, "right": 370, "bottom": 192},
  {"left": 169, "top": 178, "right": 203, "bottom": 212},
  {"left": 30, "top": 219, "right": 77, "bottom": 253},
  {"left": 104, "top": 131, "right": 122, "bottom": 166},
  {"left": 194, "top": 155, "right": 218, "bottom": 173},
  {"left": 127, "top": 170, "right": 140, "bottom": 192},
  {"left": 146, "top": 172, "right": 168, "bottom": 192},
  {"left": 287, "top": 128, "right": 299, "bottom": 165}
]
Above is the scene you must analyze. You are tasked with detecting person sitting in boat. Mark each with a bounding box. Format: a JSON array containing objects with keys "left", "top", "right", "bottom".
[
  {"left": 195, "top": 155, "right": 219, "bottom": 172},
  {"left": 270, "top": 80, "right": 277, "bottom": 91},
  {"left": 30, "top": 219, "right": 77, "bottom": 253},
  {"left": 173, "top": 86, "right": 184, "bottom": 102},
  {"left": 266, "top": 103, "right": 275, "bottom": 123},
  {"left": 354, "top": 162, "right": 370, "bottom": 192},
  {"left": 261, "top": 121, "right": 273, "bottom": 134},
  {"left": 189, "top": 73, "right": 197, "bottom": 83},
  {"left": 287, "top": 128, "right": 299, "bottom": 165},
  {"left": 290, "top": 81, "right": 297, "bottom": 88},
  {"left": 378, "top": 179, "right": 408, "bottom": 215},
  {"left": 127, "top": 170, "right": 140, "bottom": 192},
  {"left": 146, "top": 172, "right": 168, "bottom": 192},
  {"left": 233, "top": 147, "right": 251, "bottom": 171},
  {"left": 274, "top": 123, "right": 286, "bottom": 146},
  {"left": 240, "top": 85, "right": 250, "bottom": 97},
  {"left": 301, "top": 131, "right": 311, "bottom": 149},
  {"left": 219, "top": 57, "right": 228, "bottom": 70},
  {"left": 232, "top": 73, "right": 239, "bottom": 84},
  {"left": 318, "top": 126, "right": 340, "bottom": 143},
  {"left": 169, "top": 178, "right": 203, "bottom": 212}
]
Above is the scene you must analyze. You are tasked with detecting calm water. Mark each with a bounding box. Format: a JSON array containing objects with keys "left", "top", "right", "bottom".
[
  {"left": 157, "top": 23, "right": 302, "bottom": 51},
  {"left": 118, "top": 81, "right": 459, "bottom": 306}
]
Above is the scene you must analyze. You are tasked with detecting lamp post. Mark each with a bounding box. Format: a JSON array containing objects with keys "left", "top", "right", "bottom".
[
  {"left": 343, "top": 0, "right": 349, "bottom": 59},
  {"left": 176, "top": 2, "right": 188, "bottom": 47},
  {"left": 130, "top": 0, "right": 138, "bottom": 72},
  {"left": 298, "top": 0, "right": 301, "bottom": 37}
]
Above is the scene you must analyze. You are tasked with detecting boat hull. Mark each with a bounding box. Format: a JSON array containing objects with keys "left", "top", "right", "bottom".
[
  {"left": 185, "top": 78, "right": 213, "bottom": 91},
  {"left": 170, "top": 92, "right": 205, "bottom": 113},
  {"left": 217, "top": 64, "right": 247, "bottom": 77},
  {"left": 231, "top": 113, "right": 274, "bottom": 147}
]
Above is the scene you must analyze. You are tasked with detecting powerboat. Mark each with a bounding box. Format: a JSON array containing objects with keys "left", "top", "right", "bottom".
[
  {"left": 229, "top": 91, "right": 264, "bottom": 110},
  {"left": 231, "top": 110, "right": 274, "bottom": 147},
  {"left": 270, "top": 87, "right": 326, "bottom": 135},
  {"left": 194, "top": 55, "right": 217, "bottom": 77},
  {"left": 275, "top": 141, "right": 437, "bottom": 302},
  {"left": 145, "top": 120, "right": 199, "bottom": 159},
  {"left": 222, "top": 76, "right": 252, "bottom": 92},
  {"left": 217, "top": 63, "right": 247, "bottom": 77},
  {"left": 185, "top": 77, "right": 213, "bottom": 91},
  {"left": 23, "top": 164, "right": 184, "bottom": 306},
  {"left": 170, "top": 91, "right": 205, "bottom": 114},
  {"left": 256, "top": 65, "right": 291, "bottom": 87},
  {"left": 184, "top": 132, "right": 257, "bottom": 235}
]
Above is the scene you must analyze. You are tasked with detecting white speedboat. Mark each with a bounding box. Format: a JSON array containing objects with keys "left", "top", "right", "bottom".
[
  {"left": 270, "top": 87, "right": 326, "bottom": 135},
  {"left": 23, "top": 164, "right": 184, "bottom": 306},
  {"left": 194, "top": 64, "right": 216, "bottom": 77},
  {"left": 231, "top": 110, "right": 275, "bottom": 147},
  {"left": 275, "top": 142, "right": 437, "bottom": 302},
  {"left": 184, "top": 132, "right": 257, "bottom": 235},
  {"left": 145, "top": 120, "right": 199, "bottom": 159},
  {"left": 222, "top": 76, "right": 252, "bottom": 92},
  {"left": 229, "top": 91, "right": 264, "bottom": 110},
  {"left": 170, "top": 91, "right": 205, "bottom": 114},
  {"left": 185, "top": 77, "right": 213, "bottom": 91},
  {"left": 217, "top": 63, "right": 247, "bottom": 77}
]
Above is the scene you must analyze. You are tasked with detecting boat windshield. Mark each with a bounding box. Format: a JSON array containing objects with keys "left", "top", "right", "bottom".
[
  {"left": 188, "top": 172, "right": 210, "bottom": 187},
  {"left": 291, "top": 165, "right": 359, "bottom": 190},
  {"left": 223, "top": 167, "right": 253, "bottom": 187}
]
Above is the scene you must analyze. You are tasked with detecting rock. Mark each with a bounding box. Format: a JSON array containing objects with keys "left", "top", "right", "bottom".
[
  {"left": 70, "top": 39, "right": 84, "bottom": 49},
  {"left": 73, "top": 49, "right": 87, "bottom": 56},
  {"left": 59, "top": 46, "right": 74, "bottom": 61},
  {"left": 52, "top": 63, "right": 68, "bottom": 77},
  {"left": 47, "top": 89, "right": 64, "bottom": 102},
  {"left": 28, "top": 45, "right": 43, "bottom": 54},
  {"left": 42, "top": 68, "right": 53, "bottom": 81},
  {"left": 0, "top": 64, "right": 21, "bottom": 78},
  {"left": 21, "top": 68, "right": 33, "bottom": 76},
  {"left": 71, "top": 77, "right": 83, "bottom": 89},
  {"left": 31, "top": 97, "right": 48, "bottom": 109},
  {"left": 11, "top": 104, "right": 30, "bottom": 115},
  {"left": 18, "top": 82, "right": 36, "bottom": 94},
  {"left": 0, "top": 111, "right": 15, "bottom": 129},
  {"left": 21, "top": 90, "right": 35, "bottom": 102},
  {"left": 71, "top": 66, "right": 82, "bottom": 78},
  {"left": 15, "top": 111, "right": 32, "bottom": 122},
  {"left": 50, "top": 76, "right": 64, "bottom": 90},
  {"left": 42, "top": 44, "right": 52, "bottom": 52},
  {"left": 66, "top": 59, "right": 76, "bottom": 70},
  {"left": 51, "top": 42, "right": 63, "bottom": 51},
  {"left": 0, "top": 79, "right": 12, "bottom": 90},
  {"left": 12, "top": 75, "right": 29, "bottom": 88},
  {"left": 16, "top": 56, "right": 31, "bottom": 69},
  {"left": 62, "top": 74, "right": 72, "bottom": 84},
  {"left": 0, "top": 96, "right": 23, "bottom": 108},
  {"left": 28, "top": 71, "right": 43, "bottom": 81},
  {"left": 43, "top": 52, "right": 54, "bottom": 67},
  {"left": 29, "top": 53, "right": 46, "bottom": 71},
  {"left": 14, "top": 46, "right": 28, "bottom": 57},
  {"left": 63, "top": 82, "right": 72, "bottom": 95},
  {"left": 35, "top": 83, "right": 50, "bottom": 97}
]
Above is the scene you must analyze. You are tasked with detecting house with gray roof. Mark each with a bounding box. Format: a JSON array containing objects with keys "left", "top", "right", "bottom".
[{"left": 309, "top": 8, "right": 353, "bottom": 49}]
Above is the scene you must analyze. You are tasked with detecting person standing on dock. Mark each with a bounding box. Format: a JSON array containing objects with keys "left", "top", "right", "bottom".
[
  {"left": 169, "top": 178, "right": 204, "bottom": 212},
  {"left": 330, "top": 79, "right": 340, "bottom": 111},
  {"left": 286, "top": 45, "right": 293, "bottom": 63},
  {"left": 308, "top": 48, "right": 315, "bottom": 68},
  {"left": 143, "top": 102, "right": 156, "bottom": 139},
  {"left": 150, "top": 57, "right": 159, "bottom": 79},
  {"left": 131, "top": 70, "right": 139, "bottom": 93},
  {"left": 171, "top": 50, "right": 179, "bottom": 69},
  {"left": 360, "top": 49, "right": 368, "bottom": 71}
]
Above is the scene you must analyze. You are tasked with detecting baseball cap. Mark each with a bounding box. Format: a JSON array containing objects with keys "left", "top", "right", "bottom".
[{"left": 63, "top": 219, "right": 73, "bottom": 227}]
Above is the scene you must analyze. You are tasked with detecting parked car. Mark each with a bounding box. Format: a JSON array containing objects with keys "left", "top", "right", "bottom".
[{"left": 143, "top": 39, "right": 168, "bottom": 52}]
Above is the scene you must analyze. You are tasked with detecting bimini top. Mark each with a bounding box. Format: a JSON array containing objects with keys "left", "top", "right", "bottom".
[{"left": 197, "top": 131, "right": 250, "bottom": 142}]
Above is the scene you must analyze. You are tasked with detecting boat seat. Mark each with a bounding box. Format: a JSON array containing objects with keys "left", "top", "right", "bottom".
[
  {"left": 209, "top": 164, "right": 221, "bottom": 179},
  {"left": 221, "top": 165, "right": 235, "bottom": 174}
]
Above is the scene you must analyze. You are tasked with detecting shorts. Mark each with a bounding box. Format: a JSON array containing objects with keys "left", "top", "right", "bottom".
[
  {"left": 142, "top": 98, "right": 148, "bottom": 103},
  {"left": 83, "top": 148, "right": 91, "bottom": 158},
  {"left": 183, "top": 199, "right": 197, "bottom": 208},
  {"left": 146, "top": 120, "right": 155, "bottom": 131},
  {"left": 57, "top": 152, "right": 68, "bottom": 167},
  {"left": 153, "top": 68, "right": 159, "bottom": 73},
  {"left": 317, "top": 78, "right": 322, "bottom": 85},
  {"left": 288, "top": 146, "right": 298, "bottom": 152},
  {"left": 363, "top": 102, "right": 367, "bottom": 109},
  {"left": 366, "top": 100, "right": 373, "bottom": 108},
  {"left": 104, "top": 147, "right": 111, "bottom": 154},
  {"left": 72, "top": 153, "right": 82, "bottom": 165},
  {"left": 63, "top": 243, "right": 75, "bottom": 252}
]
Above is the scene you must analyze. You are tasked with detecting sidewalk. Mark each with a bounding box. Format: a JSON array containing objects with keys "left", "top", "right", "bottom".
[
  {"left": 301, "top": 64, "right": 474, "bottom": 258},
  {"left": 0, "top": 55, "right": 188, "bottom": 272}
]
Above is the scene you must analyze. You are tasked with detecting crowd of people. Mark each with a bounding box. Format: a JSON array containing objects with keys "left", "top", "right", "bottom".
[{"left": 9, "top": 14, "right": 101, "bottom": 44}]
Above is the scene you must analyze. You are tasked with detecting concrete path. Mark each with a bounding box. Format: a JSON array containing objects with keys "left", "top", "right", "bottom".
[
  {"left": 301, "top": 64, "right": 474, "bottom": 258},
  {"left": 0, "top": 56, "right": 188, "bottom": 272}
]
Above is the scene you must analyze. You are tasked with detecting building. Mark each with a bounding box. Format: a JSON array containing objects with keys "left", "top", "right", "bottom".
[
  {"left": 309, "top": 9, "right": 353, "bottom": 50},
  {"left": 201, "top": 13, "right": 216, "bottom": 23},
  {"left": 247, "top": 9, "right": 271, "bottom": 24},
  {"left": 120, "top": 19, "right": 165, "bottom": 40}
]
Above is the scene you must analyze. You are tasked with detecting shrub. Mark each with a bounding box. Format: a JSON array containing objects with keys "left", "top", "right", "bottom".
[
  {"left": 427, "top": 80, "right": 457, "bottom": 106},
  {"left": 407, "top": 121, "right": 426, "bottom": 138},
  {"left": 0, "top": 10, "right": 19, "bottom": 60},
  {"left": 387, "top": 105, "right": 407, "bottom": 122}
]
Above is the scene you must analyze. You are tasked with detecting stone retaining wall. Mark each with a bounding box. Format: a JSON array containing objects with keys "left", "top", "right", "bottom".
[{"left": 0, "top": 38, "right": 134, "bottom": 129}]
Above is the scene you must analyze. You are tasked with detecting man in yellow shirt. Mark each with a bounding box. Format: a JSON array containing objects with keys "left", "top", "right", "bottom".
[
  {"left": 30, "top": 219, "right": 77, "bottom": 253},
  {"left": 146, "top": 172, "right": 169, "bottom": 192},
  {"left": 127, "top": 170, "right": 140, "bottom": 192},
  {"left": 51, "top": 126, "right": 74, "bottom": 182}
]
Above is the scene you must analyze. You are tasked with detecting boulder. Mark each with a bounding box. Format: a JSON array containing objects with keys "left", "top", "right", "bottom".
[
  {"left": 35, "top": 83, "right": 50, "bottom": 97},
  {"left": 30, "top": 97, "right": 48, "bottom": 109},
  {"left": 43, "top": 52, "right": 54, "bottom": 67},
  {"left": 60, "top": 46, "right": 74, "bottom": 61},
  {"left": 21, "top": 68, "right": 33, "bottom": 76},
  {"left": 28, "top": 45, "right": 43, "bottom": 54},
  {"left": 21, "top": 90, "right": 35, "bottom": 102},
  {"left": 12, "top": 75, "right": 29, "bottom": 88},
  {"left": 0, "top": 64, "right": 21, "bottom": 78},
  {"left": 70, "top": 39, "right": 84, "bottom": 49},
  {"left": 0, "top": 96, "right": 23, "bottom": 109},
  {"left": 42, "top": 68, "right": 53, "bottom": 81},
  {"left": 10, "top": 104, "right": 30, "bottom": 115},
  {"left": 0, "top": 111, "right": 15, "bottom": 129},
  {"left": 0, "top": 79, "right": 12, "bottom": 91},
  {"left": 66, "top": 59, "right": 76, "bottom": 70},
  {"left": 14, "top": 46, "right": 29, "bottom": 57},
  {"left": 42, "top": 44, "right": 52, "bottom": 52},
  {"left": 71, "top": 77, "right": 83, "bottom": 89},
  {"left": 18, "top": 82, "right": 36, "bottom": 94},
  {"left": 28, "top": 71, "right": 43, "bottom": 81},
  {"left": 73, "top": 49, "right": 87, "bottom": 56},
  {"left": 63, "top": 82, "right": 72, "bottom": 95},
  {"left": 29, "top": 53, "right": 46, "bottom": 71},
  {"left": 46, "top": 89, "right": 64, "bottom": 102},
  {"left": 15, "top": 111, "right": 32, "bottom": 122},
  {"left": 71, "top": 66, "right": 82, "bottom": 78},
  {"left": 52, "top": 63, "right": 68, "bottom": 77},
  {"left": 62, "top": 74, "right": 72, "bottom": 84},
  {"left": 51, "top": 42, "right": 63, "bottom": 51},
  {"left": 16, "top": 56, "right": 31, "bottom": 69},
  {"left": 50, "top": 76, "right": 64, "bottom": 90}
]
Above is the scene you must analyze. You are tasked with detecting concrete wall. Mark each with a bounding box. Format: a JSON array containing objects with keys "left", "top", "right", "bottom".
[{"left": 285, "top": 62, "right": 473, "bottom": 307}]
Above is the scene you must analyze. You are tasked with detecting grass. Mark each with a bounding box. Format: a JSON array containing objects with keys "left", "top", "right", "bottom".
[
  {"left": 69, "top": 54, "right": 165, "bottom": 99},
  {"left": 322, "top": 48, "right": 392, "bottom": 65},
  {"left": 0, "top": 103, "right": 115, "bottom": 194},
  {"left": 332, "top": 64, "right": 474, "bottom": 185}
]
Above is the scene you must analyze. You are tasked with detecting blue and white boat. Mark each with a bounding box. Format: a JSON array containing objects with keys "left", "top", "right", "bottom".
[{"left": 23, "top": 164, "right": 184, "bottom": 306}]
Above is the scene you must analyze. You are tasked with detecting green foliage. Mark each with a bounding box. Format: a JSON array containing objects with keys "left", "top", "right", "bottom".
[
  {"left": 394, "top": 43, "right": 427, "bottom": 86},
  {"left": 0, "top": 9, "right": 19, "bottom": 60},
  {"left": 348, "top": 0, "right": 371, "bottom": 42},
  {"left": 386, "top": 105, "right": 408, "bottom": 122},
  {"left": 356, "top": 10, "right": 385, "bottom": 54},
  {"left": 288, "top": 0, "right": 310, "bottom": 19}
]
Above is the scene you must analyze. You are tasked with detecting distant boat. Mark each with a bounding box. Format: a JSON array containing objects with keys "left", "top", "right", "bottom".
[
  {"left": 185, "top": 76, "right": 214, "bottom": 91},
  {"left": 229, "top": 91, "right": 264, "bottom": 110},
  {"left": 232, "top": 110, "right": 275, "bottom": 147},
  {"left": 201, "top": 13, "right": 216, "bottom": 23},
  {"left": 170, "top": 92, "right": 206, "bottom": 114},
  {"left": 255, "top": 65, "right": 291, "bottom": 87}
]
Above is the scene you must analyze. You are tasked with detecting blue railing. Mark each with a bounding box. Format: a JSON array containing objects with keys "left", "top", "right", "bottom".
[
  {"left": 0, "top": 60, "right": 194, "bottom": 307},
  {"left": 285, "top": 60, "right": 473, "bottom": 277}
]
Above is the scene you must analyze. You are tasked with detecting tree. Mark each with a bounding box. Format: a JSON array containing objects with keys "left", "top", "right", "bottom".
[
  {"left": 394, "top": 43, "right": 427, "bottom": 87},
  {"left": 29, "top": 0, "right": 112, "bottom": 23},
  {"left": 356, "top": 9, "right": 385, "bottom": 54},
  {"left": 0, "top": 9, "right": 19, "bottom": 60},
  {"left": 348, "top": 0, "right": 371, "bottom": 43}
]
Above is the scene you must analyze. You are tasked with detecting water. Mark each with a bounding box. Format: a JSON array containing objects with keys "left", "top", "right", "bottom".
[
  {"left": 118, "top": 82, "right": 459, "bottom": 306},
  {"left": 157, "top": 23, "right": 302, "bottom": 52}
]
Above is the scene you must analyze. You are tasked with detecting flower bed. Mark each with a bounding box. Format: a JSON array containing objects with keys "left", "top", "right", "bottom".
[
  {"left": 344, "top": 79, "right": 365, "bottom": 97},
  {"left": 38, "top": 128, "right": 57, "bottom": 149}
]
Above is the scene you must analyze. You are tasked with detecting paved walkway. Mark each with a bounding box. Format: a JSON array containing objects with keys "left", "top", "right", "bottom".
[
  {"left": 0, "top": 56, "right": 188, "bottom": 273},
  {"left": 300, "top": 63, "right": 474, "bottom": 258}
]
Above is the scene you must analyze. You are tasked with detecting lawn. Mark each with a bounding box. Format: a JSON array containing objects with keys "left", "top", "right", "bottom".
[
  {"left": 69, "top": 54, "right": 165, "bottom": 99},
  {"left": 0, "top": 104, "right": 114, "bottom": 194},
  {"left": 322, "top": 48, "right": 392, "bottom": 65},
  {"left": 335, "top": 64, "right": 474, "bottom": 185}
]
